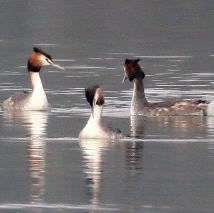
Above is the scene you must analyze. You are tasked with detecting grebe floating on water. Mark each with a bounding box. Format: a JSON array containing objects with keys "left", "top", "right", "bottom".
[
  {"left": 79, "top": 85, "right": 122, "bottom": 139},
  {"left": 2, "top": 47, "right": 64, "bottom": 111},
  {"left": 123, "top": 59, "right": 209, "bottom": 116}
]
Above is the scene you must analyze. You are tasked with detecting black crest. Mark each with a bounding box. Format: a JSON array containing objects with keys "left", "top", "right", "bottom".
[
  {"left": 33, "top": 47, "right": 52, "bottom": 60},
  {"left": 85, "top": 85, "right": 100, "bottom": 107},
  {"left": 125, "top": 58, "right": 140, "bottom": 65}
]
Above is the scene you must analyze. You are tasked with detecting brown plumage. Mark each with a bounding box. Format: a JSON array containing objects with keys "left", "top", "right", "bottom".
[
  {"left": 85, "top": 85, "right": 104, "bottom": 107},
  {"left": 27, "top": 47, "right": 53, "bottom": 72},
  {"left": 147, "top": 100, "right": 209, "bottom": 116},
  {"left": 124, "top": 59, "right": 145, "bottom": 81}
]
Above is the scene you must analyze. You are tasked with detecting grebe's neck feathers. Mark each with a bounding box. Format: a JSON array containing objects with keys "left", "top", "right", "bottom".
[
  {"left": 85, "top": 85, "right": 104, "bottom": 108},
  {"left": 123, "top": 59, "right": 149, "bottom": 114},
  {"left": 85, "top": 85, "right": 104, "bottom": 121},
  {"left": 27, "top": 47, "right": 52, "bottom": 73},
  {"left": 29, "top": 71, "right": 45, "bottom": 93},
  {"left": 131, "top": 78, "right": 149, "bottom": 114},
  {"left": 123, "top": 58, "right": 145, "bottom": 82},
  {"left": 27, "top": 47, "right": 64, "bottom": 73}
]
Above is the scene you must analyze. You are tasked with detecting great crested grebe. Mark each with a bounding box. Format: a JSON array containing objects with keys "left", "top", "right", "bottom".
[
  {"left": 123, "top": 58, "right": 209, "bottom": 116},
  {"left": 79, "top": 85, "right": 122, "bottom": 139},
  {"left": 2, "top": 47, "right": 64, "bottom": 111}
]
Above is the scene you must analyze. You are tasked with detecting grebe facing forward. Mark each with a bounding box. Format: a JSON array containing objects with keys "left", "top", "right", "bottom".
[
  {"left": 2, "top": 47, "right": 64, "bottom": 111},
  {"left": 79, "top": 85, "right": 122, "bottom": 139},
  {"left": 123, "top": 59, "right": 209, "bottom": 116}
]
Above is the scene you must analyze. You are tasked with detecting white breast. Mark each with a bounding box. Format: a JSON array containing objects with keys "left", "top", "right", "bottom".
[
  {"left": 2, "top": 72, "right": 49, "bottom": 111},
  {"left": 79, "top": 117, "right": 110, "bottom": 139},
  {"left": 79, "top": 107, "right": 121, "bottom": 139}
]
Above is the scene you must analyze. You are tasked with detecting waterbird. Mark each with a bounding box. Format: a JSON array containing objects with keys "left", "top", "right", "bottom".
[
  {"left": 79, "top": 85, "right": 122, "bottom": 139},
  {"left": 2, "top": 47, "right": 64, "bottom": 111},
  {"left": 123, "top": 58, "right": 209, "bottom": 116}
]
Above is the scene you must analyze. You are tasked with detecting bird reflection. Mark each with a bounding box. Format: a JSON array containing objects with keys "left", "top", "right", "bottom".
[
  {"left": 130, "top": 115, "right": 208, "bottom": 138},
  {"left": 130, "top": 115, "right": 144, "bottom": 138},
  {"left": 3, "top": 110, "right": 48, "bottom": 204},
  {"left": 79, "top": 138, "right": 110, "bottom": 208},
  {"left": 205, "top": 116, "right": 214, "bottom": 154},
  {"left": 125, "top": 141, "right": 144, "bottom": 171},
  {"left": 128, "top": 115, "right": 209, "bottom": 171}
]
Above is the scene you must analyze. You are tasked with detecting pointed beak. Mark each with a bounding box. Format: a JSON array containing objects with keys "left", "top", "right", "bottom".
[
  {"left": 50, "top": 61, "right": 65, "bottom": 70},
  {"left": 92, "top": 108, "right": 94, "bottom": 118},
  {"left": 92, "top": 99, "right": 96, "bottom": 118},
  {"left": 122, "top": 66, "right": 128, "bottom": 83},
  {"left": 122, "top": 74, "right": 127, "bottom": 84}
]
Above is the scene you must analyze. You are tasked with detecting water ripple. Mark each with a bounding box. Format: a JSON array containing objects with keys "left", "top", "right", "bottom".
[
  {"left": 135, "top": 55, "right": 193, "bottom": 59},
  {"left": 64, "top": 66, "right": 116, "bottom": 70},
  {"left": 0, "top": 203, "right": 118, "bottom": 211}
]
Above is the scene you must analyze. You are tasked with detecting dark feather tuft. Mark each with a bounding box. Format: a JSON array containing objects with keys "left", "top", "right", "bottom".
[
  {"left": 33, "top": 47, "right": 52, "bottom": 60},
  {"left": 85, "top": 85, "right": 100, "bottom": 107},
  {"left": 96, "top": 93, "right": 104, "bottom": 106},
  {"left": 194, "top": 100, "right": 209, "bottom": 105},
  {"left": 124, "top": 58, "right": 145, "bottom": 81}
]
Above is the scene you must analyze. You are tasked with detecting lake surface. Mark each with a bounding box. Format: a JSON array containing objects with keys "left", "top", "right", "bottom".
[{"left": 0, "top": 0, "right": 214, "bottom": 212}]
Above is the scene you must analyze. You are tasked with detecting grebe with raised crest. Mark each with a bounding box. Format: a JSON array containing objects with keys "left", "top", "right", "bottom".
[
  {"left": 123, "top": 58, "right": 209, "bottom": 116},
  {"left": 2, "top": 47, "right": 64, "bottom": 111},
  {"left": 79, "top": 85, "right": 122, "bottom": 139}
]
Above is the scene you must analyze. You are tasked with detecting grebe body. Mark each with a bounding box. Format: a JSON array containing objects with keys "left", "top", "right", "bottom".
[
  {"left": 2, "top": 47, "right": 64, "bottom": 111},
  {"left": 123, "top": 59, "right": 208, "bottom": 116},
  {"left": 79, "top": 85, "right": 122, "bottom": 139}
]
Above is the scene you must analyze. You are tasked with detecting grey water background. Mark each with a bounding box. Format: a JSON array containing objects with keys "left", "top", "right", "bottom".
[{"left": 0, "top": 0, "right": 214, "bottom": 212}]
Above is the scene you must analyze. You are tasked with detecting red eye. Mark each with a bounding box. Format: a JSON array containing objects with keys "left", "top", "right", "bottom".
[{"left": 46, "top": 58, "right": 51, "bottom": 64}]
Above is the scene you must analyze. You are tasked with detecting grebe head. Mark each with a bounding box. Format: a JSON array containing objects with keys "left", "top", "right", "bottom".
[
  {"left": 122, "top": 58, "right": 145, "bottom": 83},
  {"left": 85, "top": 85, "right": 105, "bottom": 108},
  {"left": 27, "top": 47, "right": 64, "bottom": 72}
]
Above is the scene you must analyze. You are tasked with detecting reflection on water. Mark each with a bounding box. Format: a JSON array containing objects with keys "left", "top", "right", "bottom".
[
  {"left": 79, "top": 138, "right": 110, "bottom": 208},
  {"left": 125, "top": 141, "right": 144, "bottom": 171},
  {"left": 0, "top": 0, "right": 214, "bottom": 211},
  {"left": 130, "top": 115, "right": 144, "bottom": 138},
  {"left": 130, "top": 115, "right": 208, "bottom": 139},
  {"left": 3, "top": 111, "right": 48, "bottom": 204}
]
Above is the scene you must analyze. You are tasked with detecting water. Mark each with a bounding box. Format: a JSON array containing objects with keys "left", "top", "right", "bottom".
[{"left": 0, "top": 0, "right": 214, "bottom": 212}]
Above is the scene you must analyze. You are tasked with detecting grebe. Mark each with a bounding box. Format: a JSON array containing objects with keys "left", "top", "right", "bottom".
[
  {"left": 123, "top": 59, "right": 208, "bottom": 116},
  {"left": 2, "top": 47, "right": 64, "bottom": 111},
  {"left": 79, "top": 85, "right": 122, "bottom": 139}
]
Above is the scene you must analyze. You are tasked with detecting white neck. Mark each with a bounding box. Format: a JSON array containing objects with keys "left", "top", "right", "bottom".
[
  {"left": 26, "top": 71, "right": 48, "bottom": 110},
  {"left": 79, "top": 105, "right": 105, "bottom": 138},
  {"left": 131, "top": 78, "right": 149, "bottom": 114},
  {"left": 29, "top": 71, "right": 45, "bottom": 94},
  {"left": 87, "top": 105, "right": 103, "bottom": 125}
]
